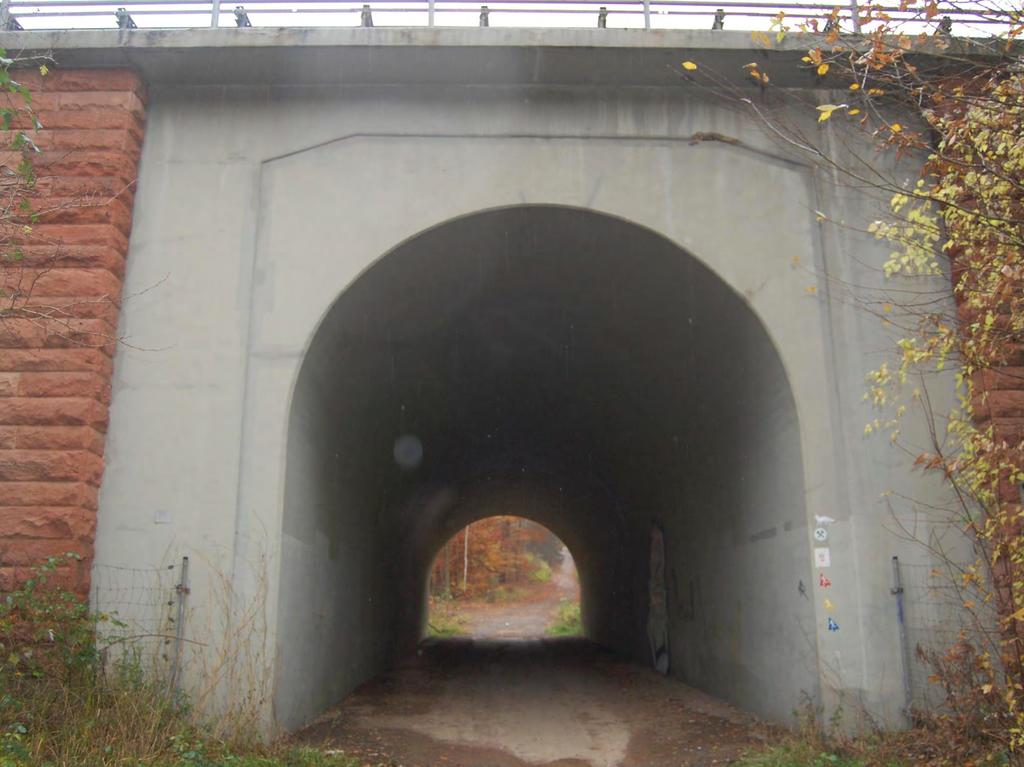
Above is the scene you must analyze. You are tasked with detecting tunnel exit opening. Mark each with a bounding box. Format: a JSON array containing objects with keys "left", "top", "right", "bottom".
[
  {"left": 425, "top": 515, "right": 582, "bottom": 641},
  {"left": 275, "top": 205, "right": 818, "bottom": 732}
]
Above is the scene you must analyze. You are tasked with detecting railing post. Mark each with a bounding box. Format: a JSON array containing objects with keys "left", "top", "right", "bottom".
[
  {"left": 0, "top": 0, "right": 11, "bottom": 30},
  {"left": 890, "top": 556, "right": 913, "bottom": 723},
  {"left": 428, "top": 0, "right": 435, "bottom": 26},
  {"left": 170, "top": 556, "right": 190, "bottom": 698},
  {"left": 642, "top": 0, "right": 650, "bottom": 29},
  {"left": 211, "top": 0, "right": 221, "bottom": 27},
  {"left": 849, "top": 0, "right": 860, "bottom": 32},
  {"left": 115, "top": 7, "right": 138, "bottom": 28}
]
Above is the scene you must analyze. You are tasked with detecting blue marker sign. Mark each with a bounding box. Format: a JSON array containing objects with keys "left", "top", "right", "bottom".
[{"left": 827, "top": 617, "right": 840, "bottom": 632}]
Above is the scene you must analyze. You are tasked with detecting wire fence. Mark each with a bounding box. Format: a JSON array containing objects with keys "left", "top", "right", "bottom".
[
  {"left": 90, "top": 557, "right": 190, "bottom": 688},
  {"left": 86, "top": 553, "right": 1000, "bottom": 713},
  {"left": 897, "top": 558, "right": 999, "bottom": 710},
  {"left": 0, "top": 0, "right": 1015, "bottom": 33}
]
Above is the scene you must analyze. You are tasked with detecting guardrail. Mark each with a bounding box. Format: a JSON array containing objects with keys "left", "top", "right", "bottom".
[{"left": 0, "top": 0, "right": 1014, "bottom": 33}]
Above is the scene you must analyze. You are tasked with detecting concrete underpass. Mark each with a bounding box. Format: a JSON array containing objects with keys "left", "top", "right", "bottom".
[
  {"left": 60, "top": 28, "right": 963, "bottom": 747},
  {"left": 277, "top": 205, "right": 817, "bottom": 732}
]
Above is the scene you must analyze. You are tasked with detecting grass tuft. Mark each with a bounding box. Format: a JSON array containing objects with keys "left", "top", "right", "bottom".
[
  {"left": 732, "top": 744, "right": 870, "bottom": 767},
  {"left": 547, "top": 599, "right": 582, "bottom": 636}
]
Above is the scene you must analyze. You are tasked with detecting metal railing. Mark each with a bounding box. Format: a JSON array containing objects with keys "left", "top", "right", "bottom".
[{"left": 0, "top": 0, "right": 1015, "bottom": 33}]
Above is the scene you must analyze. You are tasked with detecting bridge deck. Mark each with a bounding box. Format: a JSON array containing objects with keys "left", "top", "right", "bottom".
[{"left": 0, "top": 27, "right": 993, "bottom": 86}]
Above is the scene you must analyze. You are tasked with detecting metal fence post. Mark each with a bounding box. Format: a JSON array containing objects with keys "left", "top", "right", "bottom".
[
  {"left": 210, "top": 0, "right": 221, "bottom": 27},
  {"left": 849, "top": 0, "right": 860, "bottom": 32},
  {"left": 642, "top": 0, "right": 650, "bottom": 29},
  {"left": 891, "top": 556, "right": 913, "bottom": 722},
  {"left": 170, "top": 556, "right": 190, "bottom": 696},
  {"left": 428, "top": 0, "right": 435, "bottom": 26}
]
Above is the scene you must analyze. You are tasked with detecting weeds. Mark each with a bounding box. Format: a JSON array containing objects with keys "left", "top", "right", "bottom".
[
  {"left": 0, "top": 556, "right": 359, "bottom": 767},
  {"left": 732, "top": 744, "right": 869, "bottom": 767},
  {"left": 547, "top": 599, "right": 581, "bottom": 637},
  {"left": 738, "top": 684, "right": 1018, "bottom": 767},
  {"left": 425, "top": 596, "right": 465, "bottom": 638}
]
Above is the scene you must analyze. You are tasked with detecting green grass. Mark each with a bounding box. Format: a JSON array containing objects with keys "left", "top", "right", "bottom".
[
  {"left": 731, "top": 745, "right": 869, "bottom": 767},
  {"left": 426, "top": 598, "right": 466, "bottom": 637},
  {"left": 426, "top": 618, "right": 464, "bottom": 638},
  {"left": 547, "top": 599, "right": 582, "bottom": 636}
]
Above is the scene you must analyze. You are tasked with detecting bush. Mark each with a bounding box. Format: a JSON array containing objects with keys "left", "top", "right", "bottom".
[
  {"left": 529, "top": 558, "right": 552, "bottom": 583},
  {"left": 547, "top": 599, "right": 581, "bottom": 636}
]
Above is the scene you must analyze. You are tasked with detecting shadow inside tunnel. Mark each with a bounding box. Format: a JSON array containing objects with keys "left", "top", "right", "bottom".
[
  {"left": 295, "top": 636, "right": 762, "bottom": 767},
  {"left": 404, "top": 635, "right": 616, "bottom": 674}
]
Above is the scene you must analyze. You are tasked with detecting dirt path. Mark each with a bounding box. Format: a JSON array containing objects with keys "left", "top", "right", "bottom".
[
  {"left": 458, "top": 549, "right": 580, "bottom": 639},
  {"left": 295, "top": 638, "right": 765, "bottom": 767}
]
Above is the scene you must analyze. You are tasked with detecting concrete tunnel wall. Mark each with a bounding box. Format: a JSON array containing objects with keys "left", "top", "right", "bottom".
[{"left": 277, "top": 206, "right": 816, "bottom": 728}]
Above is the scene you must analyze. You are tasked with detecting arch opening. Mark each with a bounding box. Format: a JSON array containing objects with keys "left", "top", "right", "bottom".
[
  {"left": 275, "top": 205, "right": 817, "bottom": 731},
  {"left": 425, "top": 516, "right": 582, "bottom": 640}
]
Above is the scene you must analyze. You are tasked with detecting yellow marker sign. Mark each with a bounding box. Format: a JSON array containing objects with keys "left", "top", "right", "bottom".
[{"left": 824, "top": 598, "right": 835, "bottom": 611}]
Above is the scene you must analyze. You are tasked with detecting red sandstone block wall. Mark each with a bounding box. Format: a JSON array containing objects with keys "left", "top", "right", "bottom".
[
  {"left": 974, "top": 366, "right": 1024, "bottom": 508},
  {"left": 0, "top": 69, "right": 145, "bottom": 594}
]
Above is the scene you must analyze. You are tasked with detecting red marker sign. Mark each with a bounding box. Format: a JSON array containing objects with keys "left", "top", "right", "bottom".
[{"left": 819, "top": 572, "right": 832, "bottom": 588}]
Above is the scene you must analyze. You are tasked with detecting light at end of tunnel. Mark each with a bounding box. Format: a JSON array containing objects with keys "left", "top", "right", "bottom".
[{"left": 393, "top": 434, "right": 424, "bottom": 471}]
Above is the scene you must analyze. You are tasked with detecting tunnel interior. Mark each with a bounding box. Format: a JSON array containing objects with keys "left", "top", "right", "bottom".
[{"left": 275, "top": 206, "right": 818, "bottom": 730}]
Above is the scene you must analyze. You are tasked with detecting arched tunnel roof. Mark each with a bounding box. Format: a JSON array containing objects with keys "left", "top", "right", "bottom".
[{"left": 276, "top": 205, "right": 816, "bottom": 730}]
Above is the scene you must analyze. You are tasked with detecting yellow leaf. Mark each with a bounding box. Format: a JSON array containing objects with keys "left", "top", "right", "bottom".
[
  {"left": 802, "top": 56, "right": 812, "bottom": 63},
  {"left": 891, "top": 123, "right": 902, "bottom": 133},
  {"left": 817, "top": 62, "right": 830, "bottom": 76},
  {"left": 848, "top": 108, "right": 861, "bottom": 116},
  {"left": 882, "top": 303, "right": 892, "bottom": 313},
  {"left": 805, "top": 285, "right": 818, "bottom": 294},
  {"left": 682, "top": 61, "right": 698, "bottom": 71},
  {"left": 848, "top": 82, "right": 860, "bottom": 90},
  {"left": 982, "top": 683, "right": 993, "bottom": 695},
  {"left": 816, "top": 103, "right": 846, "bottom": 122},
  {"left": 751, "top": 30, "right": 772, "bottom": 48},
  {"left": 39, "top": 64, "right": 49, "bottom": 77}
]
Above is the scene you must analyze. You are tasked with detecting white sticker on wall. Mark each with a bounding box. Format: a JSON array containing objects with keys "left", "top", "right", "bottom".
[
  {"left": 814, "top": 547, "right": 831, "bottom": 568},
  {"left": 813, "top": 527, "right": 828, "bottom": 542}
]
